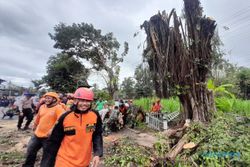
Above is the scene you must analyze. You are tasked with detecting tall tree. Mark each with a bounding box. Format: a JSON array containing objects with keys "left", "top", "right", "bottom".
[
  {"left": 49, "top": 23, "right": 128, "bottom": 98},
  {"left": 44, "top": 53, "right": 89, "bottom": 93},
  {"left": 121, "top": 77, "right": 135, "bottom": 98},
  {"left": 134, "top": 64, "right": 154, "bottom": 98},
  {"left": 142, "top": 46, "right": 171, "bottom": 98},
  {"left": 141, "top": 0, "right": 216, "bottom": 122}
]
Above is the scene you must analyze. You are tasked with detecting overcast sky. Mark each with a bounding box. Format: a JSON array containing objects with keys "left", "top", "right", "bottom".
[{"left": 0, "top": 0, "right": 249, "bottom": 88}]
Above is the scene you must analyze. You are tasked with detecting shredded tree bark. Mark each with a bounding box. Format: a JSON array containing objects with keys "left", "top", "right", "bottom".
[{"left": 141, "top": 0, "right": 216, "bottom": 122}]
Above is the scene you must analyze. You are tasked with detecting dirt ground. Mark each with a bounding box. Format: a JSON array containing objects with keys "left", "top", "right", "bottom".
[{"left": 0, "top": 115, "right": 158, "bottom": 167}]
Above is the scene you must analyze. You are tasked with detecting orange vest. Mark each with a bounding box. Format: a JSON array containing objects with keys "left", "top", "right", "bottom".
[
  {"left": 55, "top": 111, "right": 99, "bottom": 167},
  {"left": 34, "top": 104, "right": 64, "bottom": 138}
]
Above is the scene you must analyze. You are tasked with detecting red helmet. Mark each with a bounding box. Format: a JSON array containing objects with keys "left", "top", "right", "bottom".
[{"left": 73, "top": 88, "right": 94, "bottom": 101}]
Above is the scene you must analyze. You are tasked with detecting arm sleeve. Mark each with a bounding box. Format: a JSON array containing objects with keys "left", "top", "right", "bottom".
[
  {"left": 18, "top": 98, "right": 24, "bottom": 112},
  {"left": 33, "top": 110, "right": 40, "bottom": 127},
  {"left": 92, "top": 111, "right": 103, "bottom": 157},
  {"left": 41, "top": 111, "right": 71, "bottom": 167}
]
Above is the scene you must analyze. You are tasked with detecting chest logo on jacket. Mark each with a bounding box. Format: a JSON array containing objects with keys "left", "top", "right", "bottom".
[{"left": 86, "top": 123, "right": 96, "bottom": 133}]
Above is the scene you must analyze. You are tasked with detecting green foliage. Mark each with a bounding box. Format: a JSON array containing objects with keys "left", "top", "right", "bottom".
[
  {"left": 134, "top": 64, "right": 154, "bottom": 98},
  {"left": 133, "top": 97, "right": 152, "bottom": 111},
  {"left": 215, "top": 97, "right": 235, "bottom": 113},
  {"left": 134, "top": 97, "right": 180, "bottom": 112},
  {"left": 44, "top": 53, "right": 89, "bottom": 92},
  {"left": 215, "top": 97, "right": 250, "bottom": 117},
  {"left": 0, "top": 151, "right": 24, "bottom": 166},
  {"left": 49, "top": 22, "right": 129, "bottom": 98},
  {"left": 94, "top": 89, "right": 111, "bottom": 101},
  {"left": 164, "top": 98, "right": 181, "bottom": 113},
  {"left": 207, "top": 79, "right": 235, "bottom": 98},
  {"left": 153, "top": 134, "right": 169, "bottom": 158},
  {"left": 232, "top": 99, "right": 250, "bottom": 117},
  {"left": 236, "top": 67, "right": 250, "bottom": 99},
  {"left": 121, "top": 77, "right": 135, "bottom": 98},
  {"left": 105, "top": 138, "right": 151, "bottom": 167},
  {"left": 179, "top": 113, "right": 250, "bottom": 167}
]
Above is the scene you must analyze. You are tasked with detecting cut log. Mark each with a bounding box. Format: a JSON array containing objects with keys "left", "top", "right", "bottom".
[
  {"left": 183, "top": 142, "right": 196, "bottom": 149},
  {"left": 162, "top": 121, "right": 190, "bottom": 137},
  {"left": 167, "top": 134, "right": 188, "bottom": 160}
]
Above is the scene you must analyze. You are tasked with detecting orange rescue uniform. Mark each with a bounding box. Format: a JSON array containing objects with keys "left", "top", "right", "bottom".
[
  {"left": 43, "top": 109, "right": 103, "bottom": 167},
  {"left": 34, "top": 104, "right": 64, "bottom": 138}
]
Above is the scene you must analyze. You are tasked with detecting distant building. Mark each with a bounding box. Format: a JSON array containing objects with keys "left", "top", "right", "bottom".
[{"left": 0, "top": 80, "right": 20, "bottom": 96}]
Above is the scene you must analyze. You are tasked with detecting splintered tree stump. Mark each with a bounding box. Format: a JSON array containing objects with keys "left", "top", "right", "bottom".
[{"left": 141, "top": 0, "right": 216, "bottom": 123}]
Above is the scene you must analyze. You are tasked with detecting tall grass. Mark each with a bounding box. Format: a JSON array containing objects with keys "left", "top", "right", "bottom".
[
  {"left": 134, "top": 97, "right": 180, "bottom": 113},
  {"left": 215, "top": 97, "right": 250, "bottom": 117},
  {"left": 232, "top": 99, "right": 250, "bottom": 117},
  {"left": 134, "top": 97, "right": 250, "bottom": 116}
]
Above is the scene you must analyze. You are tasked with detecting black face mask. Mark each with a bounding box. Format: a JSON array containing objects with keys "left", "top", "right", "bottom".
[{"left": 71, "top": 104, "right": 91, "bottom": 114}]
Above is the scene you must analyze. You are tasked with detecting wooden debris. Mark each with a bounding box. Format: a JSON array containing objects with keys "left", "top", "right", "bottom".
[
  {"left": 167, "top": 134, "right": 188, "bottom": 160},
  {"left": 183, "top": 142, "right": 196, "bottom": 149}
]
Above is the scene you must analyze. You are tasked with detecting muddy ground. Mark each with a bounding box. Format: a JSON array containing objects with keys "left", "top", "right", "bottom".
[{"left": 0, "top": 115, "right": 158, "bottom": 167}]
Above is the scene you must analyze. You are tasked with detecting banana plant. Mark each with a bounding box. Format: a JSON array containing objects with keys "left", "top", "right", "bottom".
[{"left": 207, "top": 79, "right": 236, "bottom": 112}]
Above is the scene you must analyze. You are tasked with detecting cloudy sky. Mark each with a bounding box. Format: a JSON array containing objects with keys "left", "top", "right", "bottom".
[{"left": 0, "top": 0, "right": 249, "bottom": 88}]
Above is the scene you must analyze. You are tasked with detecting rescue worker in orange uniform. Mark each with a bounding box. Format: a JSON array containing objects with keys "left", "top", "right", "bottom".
[
  {"left": 154, "top": 99, "right": 162, "bottom": 112},
  {"left": 22, "top": 92, "right": 64, "bottom": 167},
  {"left": 42, "top": 88, "right": 103, "bottom": 167},
  {"left": 66, "top": 93, "right": 74, "bottom": 110}
]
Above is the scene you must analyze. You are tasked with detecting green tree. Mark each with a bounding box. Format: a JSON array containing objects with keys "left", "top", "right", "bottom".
[
  {"left": 44, "top": 53, "right": 89, "bottom": 93},
  {"left": 134, "top": 64, "right": 153, "bottom": 98},
  {"left": 236, "top": 67, "right": 250, "bottom": 99},
  {"left": 121, "top": 77, "right": 135, "bottom": 98},
  {"left": 94, "top": 89, "right": 111, "bottom": 101},
  {"left": 49, "top": 22, "right": 128, "bottom": 98}
]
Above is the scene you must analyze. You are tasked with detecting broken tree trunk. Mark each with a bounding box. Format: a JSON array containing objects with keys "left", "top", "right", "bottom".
[{"left": 141, "top": 0, "right": 216, "bottom": 123}]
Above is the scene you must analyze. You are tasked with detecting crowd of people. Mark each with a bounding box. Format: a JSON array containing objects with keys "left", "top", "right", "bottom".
[
  {"left": 0, "top": 96, "right": 15, "bottom": 107},
  {"left": 0, "top": 87, "right": 138, "bottom": 167}
]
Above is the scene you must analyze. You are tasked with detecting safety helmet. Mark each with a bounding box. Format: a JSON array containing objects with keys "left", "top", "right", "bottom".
[
  {"left": 73, "top": 88, "right": 94, "bottom": 101},
  {"left": 44, "top": 92, "right": 59, "bottom": 102}
]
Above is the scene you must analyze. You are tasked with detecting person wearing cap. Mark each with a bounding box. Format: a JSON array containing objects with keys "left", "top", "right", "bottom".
[
  {"left": 42, "top": 88, "right": 103, "bottom": 167},
  {"left": 17, "top": 92, "right": 35, "bottom": 130},
  {"left": 22, "top": 92, "right": 64, "bottom": 167}
]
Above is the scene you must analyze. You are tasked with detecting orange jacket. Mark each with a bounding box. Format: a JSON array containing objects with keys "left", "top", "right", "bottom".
[
  {"left": 34, "top": 104, "right": 65, "bottom": 138},
  {"left": 151, "top": 105, "right": 157, "bottom": 112},
  {"left": 59, "top": 102, "right": 67, "bottom": 111},
  {"left": 43, "top": 109, "right": 103, "bottom": 167},
  {"left": 155, "top": 103, "right": 162, "bottom": 112}
]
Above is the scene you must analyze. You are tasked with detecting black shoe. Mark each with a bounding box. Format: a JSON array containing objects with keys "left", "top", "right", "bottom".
[{"left": 23, "top": 127, "right": 31, "bottom": 131}]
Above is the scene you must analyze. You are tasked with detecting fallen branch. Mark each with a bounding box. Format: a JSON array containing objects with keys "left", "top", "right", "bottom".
[
  {"left": 163, "top": 121, "right": 190, "bottom": 137},
  {"left": 167, "top": 134, "right": 188, "bottom": 160}
]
